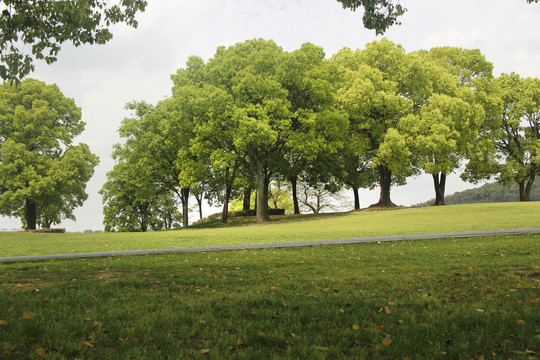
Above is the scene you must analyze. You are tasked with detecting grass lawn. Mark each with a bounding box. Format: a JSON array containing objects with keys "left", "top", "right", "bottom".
[
  {"left": 1, "top": 233, "right": 539, "bottom": 359},
  {"left": 1, "top": 202, "right": 539, "bottom": 257}
]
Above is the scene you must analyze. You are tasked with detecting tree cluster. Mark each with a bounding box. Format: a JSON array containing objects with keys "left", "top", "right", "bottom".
[{"left": 102, "top": 38, "right": 539, "bottom": 231}]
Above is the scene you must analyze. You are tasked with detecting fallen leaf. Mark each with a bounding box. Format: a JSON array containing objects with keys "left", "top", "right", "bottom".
[
  {"left": 200, "top": 348, "right": 210, "bottom": 354},
  {"left": 82, "top": 341, "right": 94, "bottom": 348},
  {"left": 260, "top": 332, "right": 267, "bottom": 339},
  {"left": 22, "top": 314, "right": 33, "bottom": 319},
  {"left": 374, "top": 326, "right": 384, "bottom": 332},
  {"left": 382, "top": 337, "right": 392, "bottom": 346},
  {"left": 380, "top": 306, "right": 391, "bottom": 315},
  {"left": 525, "top": 299, "right": 535, "bottom": 305},
  {"left": 236, "top": 338, "right": 246, "bottom": 347},
  {"left": 282, "top": 301, "right": 288, "bottom": 307},
  {"left": 93, "top": 321, "right": 102, "bottom": 328},
  {"left": 270, "top": 286, "right": 276, "bottom": 290},
  {"left": 0, "top": 320, "right": 7, "bottom": 325},
  {"left": 352, "top": 325, "right": 360, "bottom": 331},
  {"left": 35, "top": 348, "right": 46, "bottom": 356},
  {"left": 517, "top": 319, "right": 525, "bottom": 325}
]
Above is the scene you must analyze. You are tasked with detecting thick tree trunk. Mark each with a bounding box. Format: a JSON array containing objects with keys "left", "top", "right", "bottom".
[
  {"left": 518, "top": 180, "right": 530, "bottom": 201},
  {"left": 25, "top": 199, "right": 37, "bottom": 230},
  {"left": 181, "top": 188, "right": 190, "bottom": 229},
  {"left": 255, "top": 160, "right": 270, "bottom": 224},
  {"left": 243, "top": 187, "right": 251, "bottom": 211},
  {"left": 432, "top": 172, "right": 447, "bottom": 206},
  {"left": 371, "top": 165, "right": 396, "bottom": 207},
  {"left": 352, "top": 187, "right": 360, "bottom": 210},
  {"left": 290, "top": 175, "right": 300, "bottom": 214}
]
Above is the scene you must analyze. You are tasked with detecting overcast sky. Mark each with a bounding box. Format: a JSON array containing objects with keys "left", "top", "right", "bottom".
[{"left": 1, "top": 0, "right": 539, "bottom": 231}]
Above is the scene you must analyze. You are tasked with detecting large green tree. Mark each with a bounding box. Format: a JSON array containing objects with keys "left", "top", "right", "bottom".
[
  {"left": 335, "top": 40, "right": 415, "bottom": 207},
  {"left": 0, "top": 0, "right": 147, "bottom": 82},
  {"left": 398, "top": 47, "right": 492, "bottom": 205},
  {"left": 0, "top": 78, "right": 98, "bottom": 229}
]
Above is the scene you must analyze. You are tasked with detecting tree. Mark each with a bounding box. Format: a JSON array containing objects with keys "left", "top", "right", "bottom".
[
  {"left": 336, "top": 1, "right": 538, "bottom": 34},
  {"left": 336, "top": 0, "right": 406, "bottom": 34},
  {"left": 179, "top": 39, "right": 331, "bottom": 224},
  {"left": 490, "top": 74, "right": 539, "bottom": 201},
  {"left": 0, "top": 0, "right": 147, "bottom": 82},
  {"left": 115, "top": 99, "right": 199, "bottom": 229},
  {"left": 399, "top": 47, "right": 492, "bottom": 205},
  {"left": 0, "top": 78, "right": 98, "bottom": 229},
  {"left": 101, "top": 161, "right": 160, "bottom": 232},
  {"left": 335, "top": 40, "right": 414, "bottom": 207},
  {"left": 101, "top": 101, "right": 185, "bottom": 232}
]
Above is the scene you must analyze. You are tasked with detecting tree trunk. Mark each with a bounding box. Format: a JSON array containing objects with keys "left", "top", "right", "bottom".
[
  {"left": 222, "top": 182, "right": 232, "bottom": 224},
  {"left": 255, "top": 160, "right": 270, "bottom": 224},
  {"left": 25, "top": 199, "right": 37, "bottom": 230},
  {"left": 518, "top": 181, "right": 530, "bottom": 201},
  {"left": 243, "top": 187, "right": 251, "bottom": 211},
  {"left": 290, "top": 175, "right": 300, "bottom": 214},
  {"left": 181, "top": 187, "right": 190, "bottom": 228},
  {"left": 371, "top": 165, "right": 396, "bottom": 207},
  {"left": 352, "top": 187, "right": 360, "bottom": 210},
  {"left": 196, "top": 193, "right": 203, "bottom": 220},
  {"left": 432, "top": 172, "right": 447, "bottom": 206}
]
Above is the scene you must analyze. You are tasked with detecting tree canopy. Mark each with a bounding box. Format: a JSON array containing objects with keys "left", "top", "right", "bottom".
[{"left": 0, "top": 0, "right": 147, "bottom": 82}]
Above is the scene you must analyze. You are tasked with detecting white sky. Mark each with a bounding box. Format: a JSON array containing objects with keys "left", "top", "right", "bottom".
[{"left": 1, "top": 0, "right": 539, "bottom": 231}]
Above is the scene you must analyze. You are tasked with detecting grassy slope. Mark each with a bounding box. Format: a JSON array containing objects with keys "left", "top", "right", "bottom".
[
  {"left": 1, "top": 202, "right": 539, "bottom": 257},
  {"left": 0, "top": 234, "right": 538, "bottom": 359}
]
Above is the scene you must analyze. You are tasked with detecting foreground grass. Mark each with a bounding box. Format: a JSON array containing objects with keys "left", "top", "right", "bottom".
[
  {"left": 1, "top": 234, "right": 538, "bottom": 359},
  {"left": 1, "top": 202, "right": 539, "bottom": 257}
]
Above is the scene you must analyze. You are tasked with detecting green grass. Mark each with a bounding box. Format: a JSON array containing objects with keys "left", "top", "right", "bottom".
[
  {"left": 1, "top": 202, "right": 539, "bottom": 258},
  {"left": 0, "top": 234, "right": 538, "bottom": 359}
]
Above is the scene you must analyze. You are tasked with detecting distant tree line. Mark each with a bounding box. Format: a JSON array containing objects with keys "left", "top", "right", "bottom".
[{"left": 101, "top": 38, "right": 539, "bottom": 232}]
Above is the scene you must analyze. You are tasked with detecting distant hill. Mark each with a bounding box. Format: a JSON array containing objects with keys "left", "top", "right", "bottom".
[{"left": 415, "top": 177, "right": 539, "bottom": 207}]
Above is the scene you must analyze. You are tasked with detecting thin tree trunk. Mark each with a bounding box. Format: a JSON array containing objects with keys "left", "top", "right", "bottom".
[
  {"left": 432, "top": 172, "right": 447, "bottom": 206},
  {"left": 290, "top": 175, "right": 300, "bottom": 214},
  {"left": 195, "top": 193, "right": 203, "bottom": 220},
  {"left": 25, "top": 199, "right": 37, "bottom": 230},
  {"left": 255, "top": 160, "right": 270, "bottom": 224},
  {"left": 371, "top": 165, "right": 395, "bottom": 207},
  {"left": 352, "top": 187, "right": 360, "bottom": 210},
  {"left": 222, "top": 183, "right": 232, "bottom": 224},
  {"left": 181, "top": 188, "right": 190, "bottom": 229}
]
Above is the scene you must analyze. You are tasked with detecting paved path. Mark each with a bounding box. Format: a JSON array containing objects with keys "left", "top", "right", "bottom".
[{"left": 1, "top": 228, "right": 539, "bottom": 263}]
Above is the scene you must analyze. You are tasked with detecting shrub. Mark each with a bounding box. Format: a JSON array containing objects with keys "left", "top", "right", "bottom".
[{"left": 20, "top": 228, "right": 66, "bottom": 233}]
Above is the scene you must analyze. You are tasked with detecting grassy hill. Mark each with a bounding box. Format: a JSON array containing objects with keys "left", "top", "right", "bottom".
[{"left": 416, "top": 178, "right": 539, "bottom": 206}]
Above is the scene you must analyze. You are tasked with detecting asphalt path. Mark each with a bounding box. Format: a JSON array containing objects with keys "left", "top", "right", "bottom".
[{"left": 1, "top": 228, "right": 539, "bottom": 263}]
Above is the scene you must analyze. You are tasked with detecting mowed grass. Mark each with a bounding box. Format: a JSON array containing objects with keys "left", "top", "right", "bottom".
[
  {"left": 0, "top": 234, "right": 538, "bottom": 359},
  {"left": 1, "top": 202, "right": 539, "bottom": 257}
]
